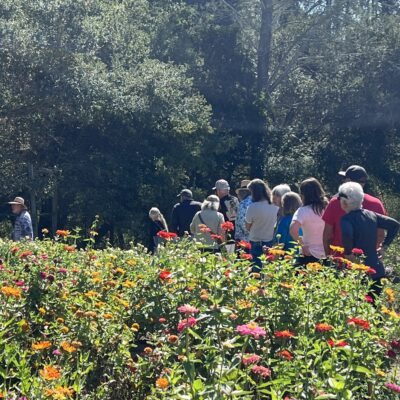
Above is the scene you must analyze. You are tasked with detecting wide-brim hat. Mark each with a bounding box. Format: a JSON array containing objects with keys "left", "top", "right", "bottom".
[
  {"left": 235, "top": 179, "right": 251, "bottom": 195},
  {"left": 8, "top": 196, "right": 27, "bottom": 209}
]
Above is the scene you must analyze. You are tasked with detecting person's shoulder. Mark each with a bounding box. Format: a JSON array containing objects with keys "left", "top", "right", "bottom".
[
  {"left": 363, "top": 193, "right": 384, "bottom": 207},
  {"left": 173, "top": 202, "right": 181, "bottom": 209},
  {"left": 190, "top": 201, "right": 202, "bottom": 207}
]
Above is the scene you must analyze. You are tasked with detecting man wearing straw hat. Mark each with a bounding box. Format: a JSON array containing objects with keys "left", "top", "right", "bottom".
[
  {"left": 8, "top": 197, "right": 33, "bottom": 241},
  {"left": 235, "top": 179, "right": 252, "bottom": 242}
]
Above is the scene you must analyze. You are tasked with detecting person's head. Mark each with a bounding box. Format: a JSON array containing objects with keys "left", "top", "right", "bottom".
[
  {"left": 8, "top": 197, "right": 27, "bottom": 215},
  {"left": 149, "top": 207, "right": 162, "bottom": 222},
  {"left": 235, "top": 179, "right": 251, "bottom": 201},
  {"left": 202, "top": 195, "right": 220, "bottom": 211},
  {"left": 177, "top": 189, "right": 193, "bottom": 202},
  {"left": 338, "top": 165, "right": 368, "bottom": 186},
  {"left": 248, "top": 179, "right": 272, "bottom": 203},
  {"left": 338, "top": 182, "right": 364, "bottom": 213},
  {"left": 213, "top": 179, "right": 230, "bottom": 199},
  {"left": 299, "top": 178, "right": 327, "bottom": 216},
  {"left": 281, "top": 192, "right": 302, "bottom": 216},
  {"left": 272, "top": 184, "right": 291, "bottom": 207}
]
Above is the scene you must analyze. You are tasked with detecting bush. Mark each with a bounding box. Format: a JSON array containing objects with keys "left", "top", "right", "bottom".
[{"left": 0, "top": 235, "right": 399, "bottom": 399}]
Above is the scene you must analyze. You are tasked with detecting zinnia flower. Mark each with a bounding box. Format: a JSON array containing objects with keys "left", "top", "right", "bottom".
[
  {"left": 391, "top": 340, "right": 400, "bottom": 350},
  {"left": 238, "top": 241, "right": 251, "bottom": 249},
  {"left": 277, "top": 350, "right": 293, "bottom": 360},
  {"left": 56, "top": 230, "right": 70, "bottom": 237},
  {"left": 1, "top": 286, "right": 22, "bottom": 298},
  {"left": 44, "top": 386, "right": 74, "bottom": 399},
  {"left": 251, "top": 365, "right": 271, "bottom": 377},
  {"left": 156, "top": 377, "right": 169, "bottom": 389},
  {"left": 365, "top": 295, "right": 374, "bottom": 303},
  {"left": 347, "top": 317, "right": 370, "bottom": 330},
  {"left": 327, "top": 339, "right": 349, "bottom": 347},
  {"left": 351, "top": 248, "right": 364, "bottom": 255},
  {"left": 159, "top": 271, "right": 172, "bottom": 280},
  {"left": 32, "top": 341, "right": 52, "bottom": 351},
  {"left": 177, "top": 304, "right": 200, "bottom": 314},
  {"left": 60, "top": 342, "right": 77, "bottom": 353},
  {"left": 330, "top": 245, "right": 344, "bottom": 254},
  {"left": 240, "top": 253, "right": 253, "bottom": 260},
  {"left": 274, "top": 330, "right": 295, "bottom": 338},
  {"left": 40, "top": 365, "right": 61, "bottom": 380},
  {"left": 315, "top": 323, "right": 334, "bottom": 332},
  {"left": 385, "top": 383, "right": 400, "bottom": 393},
  {"left": 221, "top": 221, "right": 234, "bottom": 231},
  {"left": 236, "top": 322, "right": 266, "bottom": 339},
  {"left": 242, "top": 354, "right": 261, "bottom": 365},
  {"left": 157, "top": 231, "right": 177, "bottom": 240},
  {"left": 211, "top": 234, "right": 223, "bottom": 241},
  {"left": 177, "top": 317, "right": 197, "bottom": 332}
]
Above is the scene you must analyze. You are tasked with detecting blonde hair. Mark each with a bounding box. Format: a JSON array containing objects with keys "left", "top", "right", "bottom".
[
  {"left": 201, "top": 195, "right": 220, "bottom": 211},
  {"left": 149, "top": 207, "right": 168, "bottom": 231}
]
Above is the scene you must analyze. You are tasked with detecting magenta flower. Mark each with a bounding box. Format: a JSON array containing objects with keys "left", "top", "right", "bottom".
[
  {"left": 58, "top": 268, "right": 68, "bottom": 274},
  {"left": 177, "top": 304, "right": 200, "bottom": 315},
  {"left": 242, "top": 354, "right": 261, "bottom": 365},
  {"left": 52, "top": 349, "right": 62, "bottom": 356},
  {"left": 251, "top": 365, "right": 271, "bottom": 377},
  {"left": 177, "top": 317, "right": 197, "bottom": 332},
  {"left": 15, "top": 280, "right": 25, "bottom": 287},
  {"left": 236, "top": 322, "right": 266, "bottom": 339},
  {"left": 39, "top": 271, "right": 47, "bottom": 279},
  {"left": 385, "top": 383, "right": 400, "bottom": 393}
]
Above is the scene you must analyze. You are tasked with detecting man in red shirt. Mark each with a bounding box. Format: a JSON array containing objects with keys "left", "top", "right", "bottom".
[{"left": 322, "top": 165, "right": 386, "bottom": 254}]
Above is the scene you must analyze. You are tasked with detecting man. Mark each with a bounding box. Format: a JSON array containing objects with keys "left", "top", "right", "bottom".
[
  {"left": 234, "top": 179, "right": 252, "bottom": 242},
  {"left": 8, "top": 197, "right": 33, "bottom": 241},
  {"left": 322, "top": 165, "right": 386, "bottom": 254},
  {"left": 213, "top": 179, "right": 239, "bottom": 227},
  {"left": 170, "top": 189, "right": 201, "bottom": 237}
]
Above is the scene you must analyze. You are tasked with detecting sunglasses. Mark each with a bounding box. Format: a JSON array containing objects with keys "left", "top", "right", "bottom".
[{"left": 338, "top": 192, "right": 348, "bottom": 199}]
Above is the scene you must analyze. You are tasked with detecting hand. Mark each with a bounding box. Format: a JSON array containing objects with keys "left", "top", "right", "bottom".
[
  {"left": 378, "top": 246, "right": 386, "bottom": 258},
  {"left": 302, "top": 245, "right": 311, "bottom": 256}
]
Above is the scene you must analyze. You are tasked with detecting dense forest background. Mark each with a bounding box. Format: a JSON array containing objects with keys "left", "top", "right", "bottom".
[{"left": 1, "top": 0, "right": 399, "bottom": 247}]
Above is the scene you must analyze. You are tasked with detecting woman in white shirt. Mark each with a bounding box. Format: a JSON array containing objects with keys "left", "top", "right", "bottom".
[
  {"left": 290, "top": 178, "right": 328, "bottom": 265},
  {"left": 245, "top": 179, "right": 279, "bottom": 271}
]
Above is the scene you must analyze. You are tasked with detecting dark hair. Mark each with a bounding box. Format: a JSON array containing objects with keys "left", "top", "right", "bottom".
[
  {"left": 248, "top": 179, "right": 272, "bottom": 203},
  {"left": 299, "top": 178, "right": 328, "bottom": 216},
  {"left": 282, "top": 192, "right": 302, "bottom": 216}
]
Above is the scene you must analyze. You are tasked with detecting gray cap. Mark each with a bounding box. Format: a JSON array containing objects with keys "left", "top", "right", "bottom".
[
  {"left": 338, "top": 165, "right": 368, "bottom": 182},
  {"left": 212, "top": 179, "right": 230, "bottom": 191},
  {"left": 177, "top": 189, "right": 193, "bottom": 198}
]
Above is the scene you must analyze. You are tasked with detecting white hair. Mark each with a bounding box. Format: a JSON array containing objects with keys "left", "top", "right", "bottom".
[
  {"left": 202, "top": 195, "right": 220, "bottom": 211},
  {"left": 338, "top": 182, "right": 364, "bottom": 211},
  {"left": 272, "top": 184, "right": 291, "bottom": 198}
]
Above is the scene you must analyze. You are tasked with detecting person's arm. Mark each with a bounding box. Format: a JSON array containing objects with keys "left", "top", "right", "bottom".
[
  {"left": 376, "top": 213, "right": 400, "bottom": 253},
  {"left": 340, "top": 217, "right": 355, "bottom": 258},
  {"left": 13, "top": 217, "right": 22, "bottom": 241},
  {"left": 323, "top": 223, "right": 334, "bottom": 255},
  {"left": 289, "top": 220, "right": 301, "bottom": 242},
  {"left": 245, "top": 206, "right": 252, "bottom": 231}
]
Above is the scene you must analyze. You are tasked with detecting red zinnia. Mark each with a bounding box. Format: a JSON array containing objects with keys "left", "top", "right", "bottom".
[
  {"left": 240, "top": 253, "right": 253, "bottom": 260},
  {"left": 210, "top": 234, "right": 222, "bottom": 241},
  {"left": 177, "top": 317, "right": 197, "bottom": 332},
  {"left": 238, "top": 240, "right": 251, "bottom": 250},
  {"left": 315, "top": 323, "right": 333, "bottom": 332},
  {"left": 159, "top": 271, "right": 172, "bottom": 280},
  {"left": 327, "top": 339, "right": 348, "bottom": 347},
  {"left": 347, "top": 317, "right": 370, "bottom": 330},
  {"left": 277, "top": 350, "right": 293, "bottom": 361},
  {"left": 274, "top": 330, "right": 295, "bottom": 338},
  {"left": 352, "top": 248, "right": 364, "bottom": 255},
  {"left": 221, "top": 221, "right": 234, "bottom": 231}
]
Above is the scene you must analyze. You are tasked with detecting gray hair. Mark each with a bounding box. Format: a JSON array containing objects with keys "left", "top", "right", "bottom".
[
  {"left": 202, "top": 195, "right": 220, "bottom": 211},
  {"left": 149, "top": 207, "right": 169, "bottom": 231},
  {"left": 272, "top": 184, "right": 291, "bottom": 198},
  {"left": 338, "top": 182, "right": 364, "bottom": 211}
]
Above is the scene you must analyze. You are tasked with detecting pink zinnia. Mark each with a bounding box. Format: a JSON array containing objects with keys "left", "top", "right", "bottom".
[
  {"left": 251, "top": 365, "right": 271, "bottom": 377},
  {"left": 177, "top": 317, "right": 197, "bottom": 332},
  {"left": 385, "top": 383, "right": 400, "bottom": 393},
  {"left": 15, "top": 280, "right": 25, "bottom": 287},
  {"left": 52, "top": 349, "right": 62, "bottom": 356},
  {"left": 236, "top": 323, "right": 266, "bottom": 339},
  {"left": 364, "top": 295, "right": 374, "bottom": 303},
  {"left": 177, "top": 304, "right": 200, "bottom": 315},
  {"left": 242, "top": 354, "right": 261, "bottom": 365},
  {"left": 352, "top": 248, "right": 364, "bottom": 255}
]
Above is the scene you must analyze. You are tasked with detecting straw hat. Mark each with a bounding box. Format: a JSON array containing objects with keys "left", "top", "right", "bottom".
[
  {"left": 8, "top": 197, "right": 27, "bottom": 210},
  {"left": 235, "top": 179, "right": 251, "bottom": 195}
]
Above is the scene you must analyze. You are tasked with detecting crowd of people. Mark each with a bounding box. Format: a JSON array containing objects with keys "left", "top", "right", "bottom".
[{"left": 149, "top": 165, "right": 400, "bottom": 293}]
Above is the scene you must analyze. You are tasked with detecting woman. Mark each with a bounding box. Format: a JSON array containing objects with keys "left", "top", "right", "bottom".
[
  {"left": 339, "top": 182, "right": 399, "bottom": 295},
  {"left": 245, "top": 179, "right": 279, "bottom": 271},
  {"left": 290, "top": 178, "right": 328, "bottom": 264},
  {"left": 275, "top": 191, "right": 302, "bottom": 251},
  {"left": 148, "top": 207, "right": 168, "bottom": 254},
  {"left": 272, "top": 184, "right": 291, "bottom": 220},
  {"left": 190, "top": 195, "right": 225, "bottom": 251}
]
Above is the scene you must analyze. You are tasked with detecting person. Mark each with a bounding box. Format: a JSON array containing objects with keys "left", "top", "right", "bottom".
[
  {"left": 339, "top": 182, "right": 399, "bottom": 294},
  {"left": 213, "top": 179, "right": 239, "bottom": 230},
  {"left": 170, "top": 189, "right": 201, "bottom": 237},
  {"left": 290, "top": 178, "right": 328, "bottom": 265},
  {"left": 245, "top": 179, "right": 279, "bottom": 271},
  {"left": 8, "top": 197, "right": 33, "bottom": 241},
  {"left": 275, "top": 191, "right": 302, "bottom": 251},
  {"left": 190, "top": 195, "right": 225, "bottom": 251},
  {"left": 272, "top": 184, "right": 291, "bottom": 220},
  {"left": 234, "top": 179, "right": 252, "bottom": 242},
  {"left": 148, "top": 207, "right": 168, "bottom": 254},
  {"left": 322, "top": 165, "right": 386, "bottom": 255}
]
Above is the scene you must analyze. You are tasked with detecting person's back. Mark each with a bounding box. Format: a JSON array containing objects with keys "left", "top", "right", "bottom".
[
  {"left": 246, "top": 201, "right": 278, "bottom": 242},
  {"left": 14, "top": 210, "right": 33, "bottom": 241},
  {"left": 323, "top": 193, "right": 386, "bottom": 247},
  {"left": 171, "top": 199, "right": 201, "bottom": 236}
]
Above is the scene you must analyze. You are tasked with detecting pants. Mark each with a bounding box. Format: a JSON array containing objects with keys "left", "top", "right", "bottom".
[{"left": 250, "top": 240, "right": 273, "bottom": 272}]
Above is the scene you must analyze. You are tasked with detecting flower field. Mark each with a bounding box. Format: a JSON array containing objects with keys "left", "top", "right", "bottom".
[{"left": 0, "top": 234, "right": 399, "bottom": 399}]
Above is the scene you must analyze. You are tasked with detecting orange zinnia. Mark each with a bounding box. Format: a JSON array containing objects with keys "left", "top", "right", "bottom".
[
  {"left": 44, "top": 386, "right": 74, "bottom": 398},
  {"left": 40, "top": 365, "right": 61, "bottom": 380},
  {"left": 32, "top": 341, "right": 52, "bottom": 351},
  {"left": 56, "top": 230, "right": 70, "bottom": 237},
  {"left": 1, "top": 286, "right": 22, "bottom": 298},
  {"left": 60, "top": 341, "right": 77, "bottom": 353},
  {"left": 156, "top": 377, "right": 169, "bottom": 389}
]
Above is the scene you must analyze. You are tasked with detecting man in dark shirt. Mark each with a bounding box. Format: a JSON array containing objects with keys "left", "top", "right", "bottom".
[
  {"left": 170, "top": 189, "right": 201, "bottom": 237},
  {"left": 339, "top": 182, "right": 399, "bottom": 282}
]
